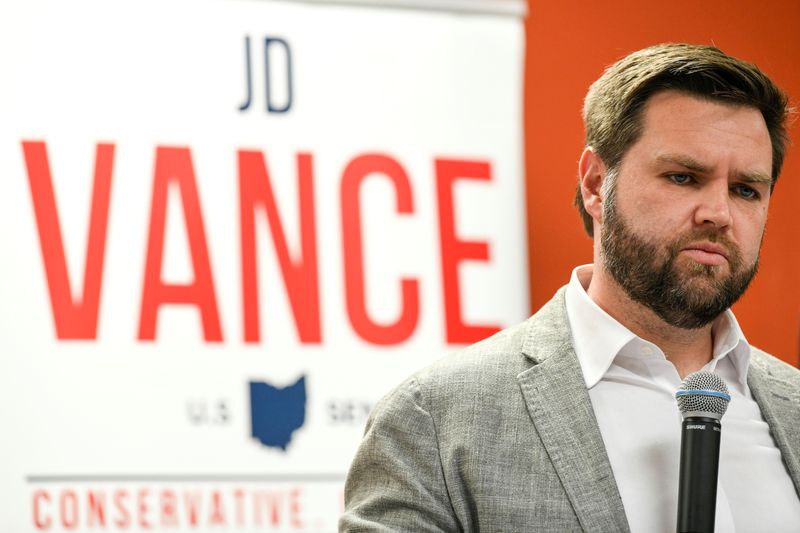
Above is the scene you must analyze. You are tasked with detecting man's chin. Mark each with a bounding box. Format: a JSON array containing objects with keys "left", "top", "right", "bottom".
[
  {"left": 675, "top": 256, "right": 729, "bottom": 276},
  {"left": 663, "top": 270, "right": 753, "bottom": 326},
  {"left": 672, "top": 262, "right": 740, "bottom": 294},
  {"left": 673, "top": 271, "right": 727, "bottom": 298}
]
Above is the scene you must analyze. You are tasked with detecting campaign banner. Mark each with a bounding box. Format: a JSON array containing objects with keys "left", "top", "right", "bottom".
[{"left": 0, "top": 0, "right": 527, "bottom": 531}]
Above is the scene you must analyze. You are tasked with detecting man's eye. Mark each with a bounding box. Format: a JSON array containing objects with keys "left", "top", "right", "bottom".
[
  {"left": 668, "top": 173, "right": 692, "bottom": 185},
  {"left": 733, "top": 184, "right": 759, "bottom": 200}
]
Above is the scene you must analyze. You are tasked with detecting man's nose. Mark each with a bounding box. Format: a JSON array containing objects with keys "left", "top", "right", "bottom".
[{"left": 693, "top": 182, "right": 732, "bottom": 228}]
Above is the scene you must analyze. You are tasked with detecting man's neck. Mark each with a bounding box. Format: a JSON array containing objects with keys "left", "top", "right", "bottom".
[{"left": 585, "top": 264, "right": 714, "bottom": 378}]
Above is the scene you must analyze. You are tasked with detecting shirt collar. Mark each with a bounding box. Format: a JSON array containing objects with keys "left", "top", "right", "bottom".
[
  {"left": 564, "top": 264, "right": 751, "bottom": 390},
  {"left": 707, "top": 309, "right": 751, "bottom": 389}
]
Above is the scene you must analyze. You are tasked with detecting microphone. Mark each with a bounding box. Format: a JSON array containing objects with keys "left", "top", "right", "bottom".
[{"left": 674, "top": 371, "right": 731, "bottom": 533}]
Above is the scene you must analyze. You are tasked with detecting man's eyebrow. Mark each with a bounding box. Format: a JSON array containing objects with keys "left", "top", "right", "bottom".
[
  {"left": 655, "top": 153, "right": 772, "bottom": 185},
  {"left": 738, "top": 170, "right": 772, "bottom": 185},
  {"left": 655, "top": 153, "right": 709, "bottom": 172}
]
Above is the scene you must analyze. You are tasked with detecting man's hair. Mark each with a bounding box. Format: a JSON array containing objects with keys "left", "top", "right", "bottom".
[{"left": 576, "top": 43, "right": 792, "bottom": 237}]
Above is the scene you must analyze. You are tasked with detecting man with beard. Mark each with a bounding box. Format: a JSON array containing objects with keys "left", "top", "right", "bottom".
[{"left": 340, "top": 44, "right": 800, "bottom": 532}]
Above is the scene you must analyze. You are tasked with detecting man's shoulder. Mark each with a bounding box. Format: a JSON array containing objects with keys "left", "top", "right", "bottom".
[
  {"left": 422, "top": 286, "right": 569, "bottom": 373},
  {"left": 378, "top": 319, "right": 532, "bottom": 408},
  {"left": 414, "top": 319, "right": 533, "bottom": 385},
  {"left": 749, "top": 346, "right": 800, "bottom": 386},
  {"left": 418, "top": 287, "right": 572, "bottom": 388},
  {"left": 367, "top": 287, "right": 573, "bottom": 426}
]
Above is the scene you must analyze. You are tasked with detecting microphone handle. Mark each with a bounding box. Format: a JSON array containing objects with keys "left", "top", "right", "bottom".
[{"left": 677, "top": 416, "right": 722, "bottom": 533}]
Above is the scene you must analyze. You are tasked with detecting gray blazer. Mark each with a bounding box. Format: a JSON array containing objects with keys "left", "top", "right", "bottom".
[{"left": 340, "top": 288, "right": 800, "bottom": 532}]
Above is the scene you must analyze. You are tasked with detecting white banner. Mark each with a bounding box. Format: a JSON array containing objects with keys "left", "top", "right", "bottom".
[{"left": 0, "top": 0, "right": 527, "bottom": 530}]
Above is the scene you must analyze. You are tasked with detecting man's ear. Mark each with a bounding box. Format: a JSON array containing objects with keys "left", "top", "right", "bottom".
[{"left": 578, "top": 147, "right": 607, "bottom": 224}]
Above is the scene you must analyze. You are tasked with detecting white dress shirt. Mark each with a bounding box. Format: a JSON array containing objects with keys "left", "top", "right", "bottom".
[{"left": 565, "top": 265, "right": 800, "bottom": 532}]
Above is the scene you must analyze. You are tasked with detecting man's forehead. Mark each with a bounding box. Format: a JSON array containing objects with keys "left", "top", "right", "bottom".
[
  {"left": 632, "top": 91, "right": 773, "bottom": 172},
  {"left": 640, "top": 89, "right": 768, "bottom": 127}
]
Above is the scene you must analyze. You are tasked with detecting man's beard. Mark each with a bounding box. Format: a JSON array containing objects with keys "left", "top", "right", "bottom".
[{"left": 600, "top": 185, "right": 759, "bottom": 330}]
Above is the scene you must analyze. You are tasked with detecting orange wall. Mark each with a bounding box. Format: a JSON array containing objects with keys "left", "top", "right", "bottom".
[{"left": 524, "top": 0, "right": 800, "bottom": 366}]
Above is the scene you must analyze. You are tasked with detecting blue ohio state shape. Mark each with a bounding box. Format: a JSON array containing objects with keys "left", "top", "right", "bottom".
[{"left": 249, "top": 376, "right": 307, "bottom": 451}]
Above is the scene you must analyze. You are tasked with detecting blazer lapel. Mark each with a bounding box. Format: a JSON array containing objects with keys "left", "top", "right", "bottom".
[
  {"left": 747, "top": 356, "right": 800, "bottom": 494},
  {"left": 517, "top": 290, "right": 630, "bottom": 532}
]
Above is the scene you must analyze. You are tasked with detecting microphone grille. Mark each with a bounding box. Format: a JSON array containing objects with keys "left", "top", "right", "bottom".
[{"left": 675, "top": 371, "right": 731, "bottom": 418}]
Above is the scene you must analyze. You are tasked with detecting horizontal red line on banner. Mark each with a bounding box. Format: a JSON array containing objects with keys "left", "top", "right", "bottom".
[{"left": 26, "top": 474, "right": 346, "bottom": 483}]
